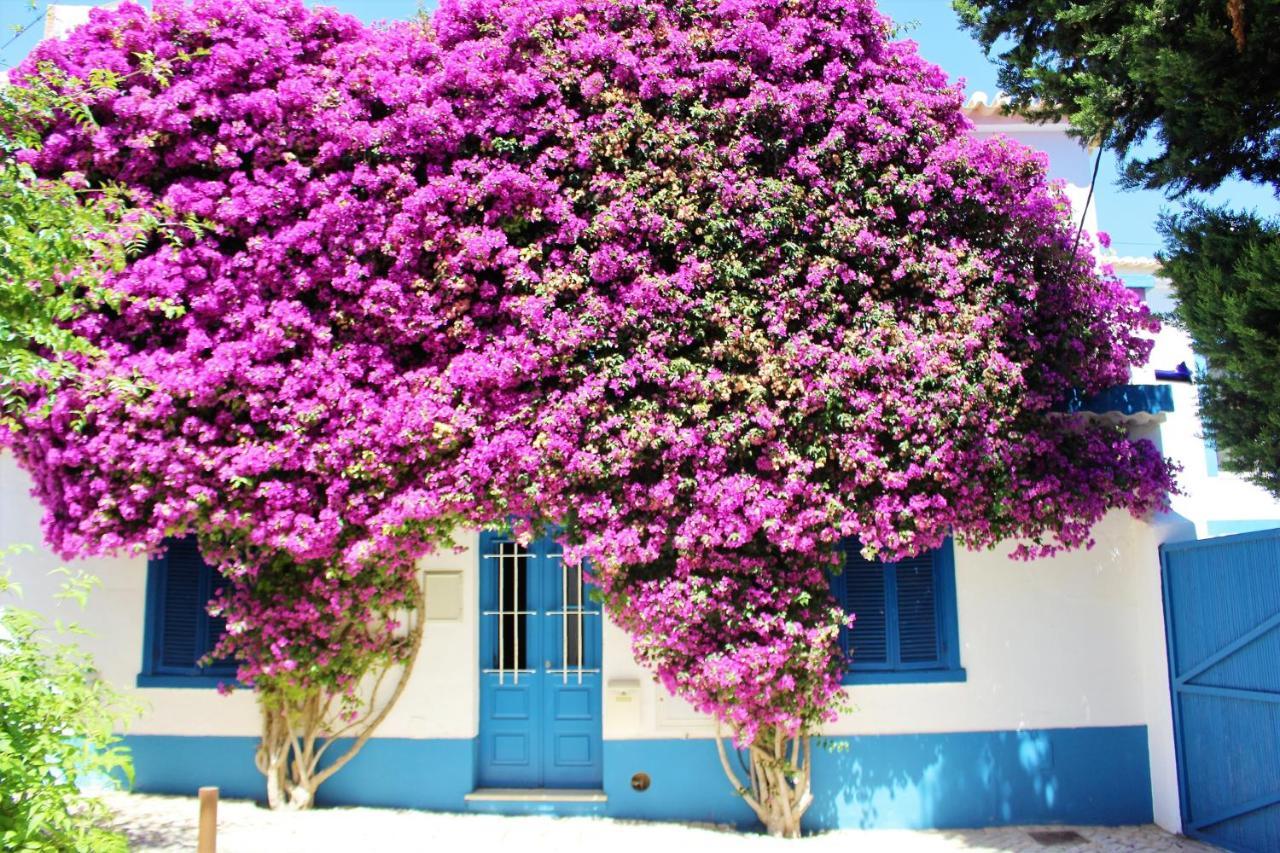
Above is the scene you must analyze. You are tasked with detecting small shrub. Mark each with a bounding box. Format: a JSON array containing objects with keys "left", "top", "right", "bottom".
[{"left": 0, "top": 553, "right": 138, "bottom": 852}]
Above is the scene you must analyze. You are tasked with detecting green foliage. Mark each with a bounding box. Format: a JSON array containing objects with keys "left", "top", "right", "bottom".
[
  {"left": 1161, "top": 207, "right": 1280, "bottom": 497},
  {"left": 0, "top": 69, "right": 202, "bottom": 429},
  {"left": 954, "top": 0, "right": 1280, "bottom": 195},
  {"left": 0, "top": 80, "right": 120, "bottom": 427},
  {"left": 0, "top": 551, "right": 140, "bottom": 852}
]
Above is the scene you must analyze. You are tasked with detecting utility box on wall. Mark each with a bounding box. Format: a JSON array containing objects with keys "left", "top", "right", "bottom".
[{"left": 422, "top": 571, "right": 464, "bottom": 621}]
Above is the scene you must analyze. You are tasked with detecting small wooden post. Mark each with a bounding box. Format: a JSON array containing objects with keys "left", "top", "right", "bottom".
[{"left": 197, "top": 786, "right": 218, "bottom": 853}]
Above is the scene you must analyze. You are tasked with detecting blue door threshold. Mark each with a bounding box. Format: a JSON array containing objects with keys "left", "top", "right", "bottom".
[{"left": 465, "top": 788, "right": 608, "bottom": 803}]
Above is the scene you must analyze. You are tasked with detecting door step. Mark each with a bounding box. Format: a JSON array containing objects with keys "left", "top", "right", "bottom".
[{"left": 465, "top": 788, "right": 608, "bottom": 804}]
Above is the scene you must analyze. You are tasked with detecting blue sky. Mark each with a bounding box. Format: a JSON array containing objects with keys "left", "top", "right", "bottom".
[{"left": 4, "top": 0, "right": 1276, "bottom": 258}]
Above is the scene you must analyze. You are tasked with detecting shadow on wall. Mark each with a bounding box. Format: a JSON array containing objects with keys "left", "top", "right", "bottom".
[{"left": 806, "top": 726, "right": 1153, "bottom": 831}]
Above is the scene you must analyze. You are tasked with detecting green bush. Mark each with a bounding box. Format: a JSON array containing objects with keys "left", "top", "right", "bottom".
[
  {"left": 0, "top": 551, "right": 138, "bottom": 852},
  {"left": 1161, "top": 206, "right": 1280, "bottom": 498}
]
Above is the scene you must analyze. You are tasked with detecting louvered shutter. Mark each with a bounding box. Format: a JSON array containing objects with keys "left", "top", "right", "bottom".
[
  {"left": 159, "top": 537, "right": 204, "bottom": 670},
  {"left": 203, "top": 565, "right": 235, "bottom": 670},
  {"left": 843, "top": 549, "right": 888, "bottom": 665},
  {"left": 894, "top": 556, "right": 941, "bottom": 665},
  {"left": 150, "top": 536, "right": 235, "bottom": 676}
]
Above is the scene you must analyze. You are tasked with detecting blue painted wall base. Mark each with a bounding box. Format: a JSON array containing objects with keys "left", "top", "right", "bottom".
[
  {"left": 603, "top": 726, "right": 1152, "bottom": 830},
  {"left": 121, "top": 735, "right": 476, "bottom": 809},
  {"left": 120, "top": 725, "right": 1151, "bottom": 830}
]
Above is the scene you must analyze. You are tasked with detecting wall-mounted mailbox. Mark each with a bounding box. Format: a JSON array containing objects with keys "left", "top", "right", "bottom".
[{"left": 607, "top": 678, "right": 642, "bottom": 731}]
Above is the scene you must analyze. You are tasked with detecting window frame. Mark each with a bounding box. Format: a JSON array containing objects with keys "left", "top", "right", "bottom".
[
  {"left": 137, "top": 536, "right": 239, "bottom": 689},
  {"left": 1194, "top": 355, "right": 1224, "bottom": 477},
  {"left": 831, "top": 537, "right": 966, "bottom": 686}
]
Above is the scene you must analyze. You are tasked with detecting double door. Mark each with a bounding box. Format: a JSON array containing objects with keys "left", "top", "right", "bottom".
[{"left": 477, "top": 533, "right": 603, "bottom": 788}]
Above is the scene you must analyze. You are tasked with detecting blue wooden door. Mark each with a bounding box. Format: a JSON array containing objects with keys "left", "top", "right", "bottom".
[
  {"left": 478, "top": 533, "right": 603, "bottom": 789},
  {"left": 1162, "top": 529, "right": 1280, "bottom": 852}
]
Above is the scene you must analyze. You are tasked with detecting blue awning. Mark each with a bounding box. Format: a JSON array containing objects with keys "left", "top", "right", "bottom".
[{"left": 1062, "top": 384, "right": 1175, "bottom": 420}]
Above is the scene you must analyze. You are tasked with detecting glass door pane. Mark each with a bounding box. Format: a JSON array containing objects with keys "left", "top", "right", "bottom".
[{"left": 496, "top": 540, "right": 528, "bottom": 672}]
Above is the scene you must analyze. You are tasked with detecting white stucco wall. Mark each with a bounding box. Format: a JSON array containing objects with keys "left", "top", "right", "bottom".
[
  {"left": 0, "top": 454, "right": 260, "bottom": 736},
  {"left": 595, "top": 512, "right": 1182, "bottom": 832},
  {"left": 0, "top": 451, "right": 485, "bottom": 740},
  {"left": 599, "top": 512, "right": 1165, "bottom": 739},
  {"left": 1, "top": 452, "right": 1181, "bottom": 823},
  {"left": 0, "top": 453, "right": 1169, "bottom": 745},
  {"left": 1141, "top": 281, "right": 1280, "bottom": 538}
]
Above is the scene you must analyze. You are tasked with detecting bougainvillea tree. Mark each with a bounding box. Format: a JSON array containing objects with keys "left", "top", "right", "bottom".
[
  {"left": 399, "top": 0, "right": 1176, "bottom": 834},
  {"left": 7, "top": 0, "right": 1175, "bottom": 834},
  {"left": 4, "top": 0, "right": 486, "bottom": 809}
]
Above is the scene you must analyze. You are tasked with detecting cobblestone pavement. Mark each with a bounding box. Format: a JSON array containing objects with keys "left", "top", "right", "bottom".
[{"left": 104, "top": 793, "right": 1216, "bottom": 853}]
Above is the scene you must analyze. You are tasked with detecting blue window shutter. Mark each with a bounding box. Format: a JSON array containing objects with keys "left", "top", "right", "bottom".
[
  {"left": 835, "top": 538, "right": 963, "bottom": 683},
  {"left": 843, "top": 548, "right": 889, "bottom": 666},
  {"left": 894, "top": 556, "right": 941, "bottom": 664},
  {"left": 159, "top": 537, "right": 204, "bottom": 670},
  {"left": 144, "top": 536, "right": 235, "bottom": 678}
]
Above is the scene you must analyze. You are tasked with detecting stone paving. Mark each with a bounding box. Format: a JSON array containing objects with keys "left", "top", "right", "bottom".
[{"left": 104, "top": 793, "right": 1216, "bottom": 853}]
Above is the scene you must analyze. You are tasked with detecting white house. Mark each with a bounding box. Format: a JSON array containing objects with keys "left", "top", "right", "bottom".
[{"left": 5, "top": 6, "right": 1280, "bottom": 840}]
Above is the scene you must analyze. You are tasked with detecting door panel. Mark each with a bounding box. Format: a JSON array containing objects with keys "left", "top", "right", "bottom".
[
  {"left": 1162, "top": 530, "right": 1280, "bottom": 853},
  {"left": 478, "top": 532, "right": 602, "bottom": 789}
]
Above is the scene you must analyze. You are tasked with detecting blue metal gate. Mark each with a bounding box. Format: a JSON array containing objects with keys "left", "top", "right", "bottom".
[
  {"left": 1161, "top": 529, "right": 1280, "bottom": 851},
  {"left": 477, "top": 532, "right": 603, "bottom": 789}
]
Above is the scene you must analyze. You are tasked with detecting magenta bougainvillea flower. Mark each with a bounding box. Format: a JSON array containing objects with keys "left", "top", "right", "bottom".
[
  {"left": 7, "top": 0, "right": 473, "bottom": 690},
  {"left": 402, "top": 0, "right": 1174, "bottom": 734},
  {"left": 7, "top": 0, "right": 1173, "bottom": 740}
]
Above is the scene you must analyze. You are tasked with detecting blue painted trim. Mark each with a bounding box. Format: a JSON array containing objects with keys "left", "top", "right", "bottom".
[
  {"left": 934, "top": 538, "right": 962, "bottom": 672},
  {"left": 476, "top": 532, "right": 604, "bottom": 789},
  {"left": 1205, "top": 519, "right": 1280, "bottom": 538},
  {"left": 117, "top": 726, "right": 1151, "bottom": 829},
  {"left": 603, "top": 739, "right": 756, "bottom": 827},
  {"left": 1062, "top": 383, "right": 1175, "bottom": 417},
  {"left": 1117, "top": 272, "right": 1157, "bottom": 290},
  {"left": 1204, "top": 438, "right": 1221, "bottom": 477},
  {"left": 1162, "top": 526, "right": 1280, "bottom": 553},
  {"left": 1159, "top": 546, "right": 1194, "bottom": 837},
  {"left": 1191, "top": 357, "right": 1221, "bottom": 476},
  {"left": 135, "top": 674, "right": 242, "bottom": 689},
  {"left": 119, "top": 735, "right": 478, "bottom": 807},
  {"left": 313, "top": 737, "right": 477, "bottom": 808},
  {"left": 121, "top": 735, "right": 264, "bottom": 800},
  {"left": 139, "top": 550, "right": 162, "bottom": 681},
  {"left": 845, "top": 668, "right": 967, "bottom": 685},
  {"left": 1154, "top": 363, "right": 1193, "bottom": 383},
  {"left": 1161, "top": 530, "right": 1280, "bottom": 851}
]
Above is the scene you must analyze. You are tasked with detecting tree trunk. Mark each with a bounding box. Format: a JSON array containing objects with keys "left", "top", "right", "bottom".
[
  {"left": 715, "top": 724, "right": 814, "bottom": 838},
  {"left": 253, "top": 582, "right": 426, "bottom": 810}
]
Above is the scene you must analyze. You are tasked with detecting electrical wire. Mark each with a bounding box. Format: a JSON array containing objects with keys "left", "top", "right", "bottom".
[
  {"left": 0, "top": 8, "right": 47, "bottom": 58},
  {"left": 1072, "top": 144, "right": 1104, "bottom": 259}
]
